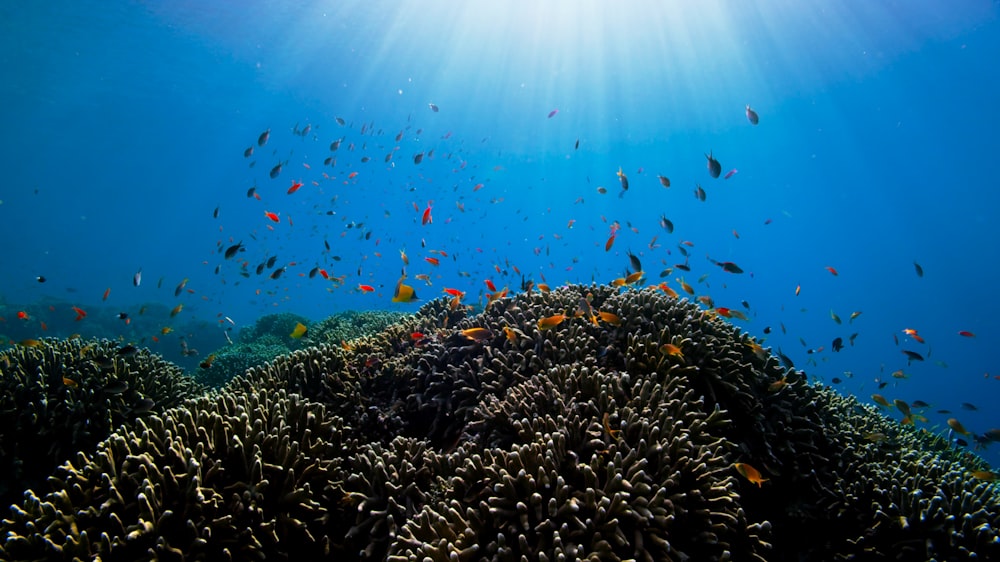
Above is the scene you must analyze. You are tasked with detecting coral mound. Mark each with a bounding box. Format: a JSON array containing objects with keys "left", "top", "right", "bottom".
[{"left": 3, "top": 284, "right": 998, "bottom": 561}]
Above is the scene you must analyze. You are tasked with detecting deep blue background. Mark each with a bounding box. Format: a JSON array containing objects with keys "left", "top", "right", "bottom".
[{"left": 1, "top": 1, "right": 998, "bottom": 462}]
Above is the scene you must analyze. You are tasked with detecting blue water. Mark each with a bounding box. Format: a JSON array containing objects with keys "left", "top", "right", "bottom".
[{"left": 2, "top": 2, "right": 998, "bottom": 462}]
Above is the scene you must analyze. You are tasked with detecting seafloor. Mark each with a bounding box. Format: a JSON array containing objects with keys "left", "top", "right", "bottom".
[{"left": 0, "top": 283, "right": 996, "bottom": 561}]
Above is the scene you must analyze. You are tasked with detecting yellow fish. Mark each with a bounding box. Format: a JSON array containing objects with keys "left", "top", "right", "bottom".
[
  {"left": 734, "top": 463, "right": 768, "bottom": 487},
  {"left": 290, "top": 322, "right": 308, "bottom": 339}
]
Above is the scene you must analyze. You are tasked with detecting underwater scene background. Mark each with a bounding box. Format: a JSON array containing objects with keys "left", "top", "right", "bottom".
[{"left": 2, "top": 1, "right": 1000, "bottom": 560}]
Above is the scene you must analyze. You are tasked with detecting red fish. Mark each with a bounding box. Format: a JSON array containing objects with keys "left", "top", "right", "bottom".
[
  {"left": 484, "top": 279, "right": 496, "bottom": 291},
  {"left": 421, "top": 203, "right": 433, "bottom": 225},
  {"left": 287, "top": 180, "right": 303, "bottom": 194},
  {"left": 102, "top": 287, "right": 111, "bottom": 301},
  {"left": 348, "top": 171, "right": 358, "bottom": 179},
  {"left": 825, "top": 266, "right": 839, "bottom": 276},
  {"left": 358, "top": 284, "right": 375, "bottom": 293},
  {"left": 958, "top": 330, "right": 976, "bottom": 338},
  {"left": 17, "top": 311, "right": 29, "bottom": 320},
  {"left": 72, "top": 306, "right": 87, "bottom": 321},
  {"left": 424, "top": 257, "right": 440, "bottom": 266},
  {"left": 265, "top": 211, "right": 280, "bottom": 223}
]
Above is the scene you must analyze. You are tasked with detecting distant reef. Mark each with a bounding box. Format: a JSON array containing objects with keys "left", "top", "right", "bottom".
[{"left": 2, "top": 284, "right": 998, "bottom": 560}]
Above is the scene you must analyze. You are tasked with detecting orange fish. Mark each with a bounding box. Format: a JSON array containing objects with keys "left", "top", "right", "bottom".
[
  {"left": 424, "top": 257, "right": 440, "bottom": 266},
  {"left": 871, "top": 394, "right": 891, "bottom": 408},
  {"left": 102, "top": 287, "right": 111, "bottom": 301},
  {"left": 605, "top": 234, "right": 616, "bottom": 252},
  {"left": 948, "top": 418, "right": 970, "bottom": 436},
  {"left": 348, "top": 171, "right": 358, "bottom": 179},
  {"left": 400, "top": 249, "right": 409, "bottom": 265},
  {"left": 265, "top": 211, "right": 280, "bottom": 223},
  {"left": 422, "top": 203, "right": 433, "bottom": 225},
  {"left": 624, "top": 271, "right": 644, "bottom": 285},
  {"left": 660, "top": 343, "right": 684, "bottom": 358},
  {"left": 72, "top": 306, "right": 87, "bottom": 321},
  {"left": 17, "top": 311, "right": 29, "bottom": 320},
  {"left": 287, "top": 180, "right": 303, "bottom": 194},
  {"left": 358, "top": 284, "right": 375, "bottom": 293},
  {"left": 443, "top": 288, "right": 464, "bottom": 297},
  {"left": 795, "top": 284, "right": 801, "bottom": 296},
  {"left": 537, "top": 313, "right": 567, "bottom": 331},
  {"left": 825, "top": 266, "right": 839, "bottom": 276},
  {"left": 598, "top": 311, "right": 622, "bottom": 326},
  {"left": 62, "top": 376, "right": 79, "bottom": 388},
  {"left": 461, "top": 327, "right": 492, "bottom": 341},
  {"left": 170, "top": 304, "right": 183, "bottom": 317},
  {"left": 734, "top": 463, "right": 768, "bottom": 487}
]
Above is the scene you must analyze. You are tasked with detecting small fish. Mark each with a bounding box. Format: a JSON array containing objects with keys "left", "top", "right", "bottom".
[
  {"left": 871, "top": 394, "right": 891, "bottom": 408},
  {"left": 270, "top": 267, "right": 286, "bottom": 280},
  {"left": 460, "top": 327, "right": 493, "bottom": 341},
  {"left": 733, "top": 463, "right": 768, "bottom": 487},
  {"left": 657, "top": 175, "right": 670, "bottom": 188},
  {"left": 962, "top": 402, "right": 979, "bottom": 411},
  {"left": 948, "top": 418, "right": 970, "bottom": 436},
  {"left": 830, "top": 310, "right": 841, "bottom": 325},
  {"left": 269, "top": 162, "right": 283, "bottom": 179},
  {"left": 429, "top": 103, "right": 439, "bottom": 112},
  {"left": 537, "top": 313, "right": 567, "bottom": 331},
  {"left": 243, "top": 146, "right": 253, "bottom": 158},
  {"left": 19, "top": 339, "right": 42, "bottom": 347},
  {"left": 224, "top": 242, "right": 244, "bottom": 259},
  {"left": 723, "top": 169, "right": 738, "bottom": 180},
  {"left": 746, "top": 104, "right": 759, "bottom": 125},
  {"left": 213, "top": 206, "right": 220, "bottom": 219},
  {"left": 660, "top": 343, "right": 684, "bottom": 358},
  {"left": 103, "top": 287, "right": 111, "bottom": 301},
  {"left": 290, "top": 322, "right": 308, "bottom": 339},
  {"left": 831, "top": 337, "right": 844, "bottom": 352},
  {"left": 116, "top": 344, "right": 138, "bottom": 356},
  {"left": 133, "top": 268, "right": 142, "bottom": 287},
  {"left": 199, "top": 354, "right": 216, "bottom": 369},
  {"left": 358, "top": 284, "right": 375, "bottom": 293},
  {"left": 902, "top": 350, "right": 924, "bottom": 363},
  {"left": 257, "top": 129, "right": 270, "bottom": 146},
  {"left": 972, "top": 471, "right": 998, "bottom": 482},
  {"left": 287, "top": 180, "right": 303, "bottom": 194},
  {"left": 616, "top": 167, "right": 629, "bottom": 192},
  {"left": 36, "top": 275, "right": 46, "bottom": 283},
  {"left": 716, "top": 261, "right": 744, "bottom": 274},
  {"left": 392, "top": 279, "right": 418, "bottom": 303},
  {"left": 694, "top": 185, "right": 706, "bottom": 201},
  {"left": 547, "top": 109, "right": 559, "bottom": 118},
  {"left": 825, "top": 266, "right": 839, "bottom": 276},
  {"left": 170, "top": 304, "right": 183, "bottom": 317},
  {"left": 422, "top": 203, "right": 433, "bottom": 225},
  {"left": 414, "top": 152, "right": 424, "bottom": 164},
  {"left": 574, "top": 139, "right": 580, "bottom": 149},
  {"left": 72, "top": 306, "right": 87, "bottom": 321},
  {"left": 913, "top": 261, "right": 924, "bottom": 278},
  {"left": 659, "top": 215, "right": 674, "bottom": 233},
  {"left": 705, "top": 151, "right": 721, "bottom": 179},
  {"left": 627, "top": 250, "right": 642, "bottom": 273},
  {"left": 598, "top": 311, "right": 622, "bottom": 326},
  {"left": 958, "top": 330, "right": 976, "bottom": 338},
  {"left": 175, "top": 278, "right": 188, "bottom": 297}
]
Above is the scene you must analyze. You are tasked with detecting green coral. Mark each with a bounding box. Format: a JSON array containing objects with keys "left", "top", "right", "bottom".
[{"left": 311, "top": 309, "right": 410, "bottom": 346}]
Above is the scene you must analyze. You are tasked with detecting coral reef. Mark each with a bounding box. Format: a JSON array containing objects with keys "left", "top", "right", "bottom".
[
  {"left": 310, "top": 309, "right": 410, "bottom": 346},
  {"left": 0, "top": 338, "right": 205, "bottom": 510},
  {"left": 2, "top": 284, "right": 998, "bottom": 560}
]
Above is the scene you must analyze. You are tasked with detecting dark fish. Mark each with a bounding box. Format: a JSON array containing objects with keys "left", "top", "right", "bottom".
[
  {"left": 659, "top": 268, "right": 672, "bottom": 278},
  {"left": 831, "top": 377, "right": 842, "bottom": 384},
  {"left": 256, "top": 263, "right": 265, "bottom": 275},
  {"left": 116, "top": 344, "right": 138, "bottom": 356},
  {"left": 244, "top": 146, "right": 253, "bottom": 158},
  {"left": 335, "top": 117, "right": 346, "bottom": 126},
  {"left": 332, "top": 256, "right": 342, "bottom": 261},
  {"left": 361, "top": 156, "right": 370, "bottom": 163},
  {"left": 269, "top": 162, "right": 283, "bottom": 179},
  {"left": 324, "top": 240, "right": 331, "bottom": 251},
  {"left": 118, "top": 312, "right": 128, "bottom": 320},
  {"left": 133, "top": 397, "right": 155, "bottom": 414},
  {"left": 659, "top": 215, "right": 674, "bottom": 233},
  {"left": 257, "top": 129, "right": 270, "bottom": 146},
  {"left": 962, "top": 402, "right": 979, "bottom": 411},
  {"left": 763, "top": 326, "right": 771, "bottom": 334},
  {"left": 574, "top": 139, "right": 580, "bottom": 150},
  {"left": 902, "top": 350, "right": 924, "bottom": 362},
  {"left": 429, "top": 103, "right": 439, "bottom": 112},
  {"left": 911, "top": 400, "right": 930, "bottom": 408},
  {"left": 385, "top": 152, "right": 393, "bottom": 163},
  {"left": 224, "top": 242, "right": 244, "bottom": 259},
  {"left": 832, "top": 337, "right": 844, "bottom": 352},
  {"left": 741, "top": 300, "right": 751, "bottom": 309},
  {"left": 266, "top": 255, "right": 278, "bottom": 268},
  {"left": 309, "top": 267, "right": 319, "bottom": 279},
  {"left": 103, "top": 380, "right": 129, "bottom": 395},
  {"left": 36, "top": 275, "right": 46, "bottom": 283},
  {"left": 717, "top": 261, "right": 744, "bottom": 274},
  {"left": 777, "top": 348, "right": 795, "bottom": 370},
  {"left": 914, "top": 261, "right": 924, "bottom": 278},
  {"left": 657, "top": 175, "right": 670, "bottom": 188},
  {"left": 395, "top": 131, "right": 403, "bottom": 142},
  {"left": 414, "top": 152, "right": 424, "bottom": 164},
  {"left": 675, "top": 262, "right": 691, "bottom": 272},
  {"left": 677, "top": 245, "right": 689, "bottom": 257},
  {"left": 694, "top": 185, "right": 706, "bottom": 201},
  {"left": 705, "top": 151, "right": 721, "bottom": 178},
  {"left": 213, "top": 206, "right": 220, "bottom": 219},
  {"left": 247, "top": 185, "right": 257, "bottom": 198},
  {"left": 270, "top": 267, "right": 286, "bottom": 280},
  {"left": 627, "top": 251, "right": 642, "bottom": 273},
  {"left": 330, "top": 139, "right": 341, "bottom": 151},
  {"left": 746, "top": 104, "right": 759, "bottom": 125}
]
